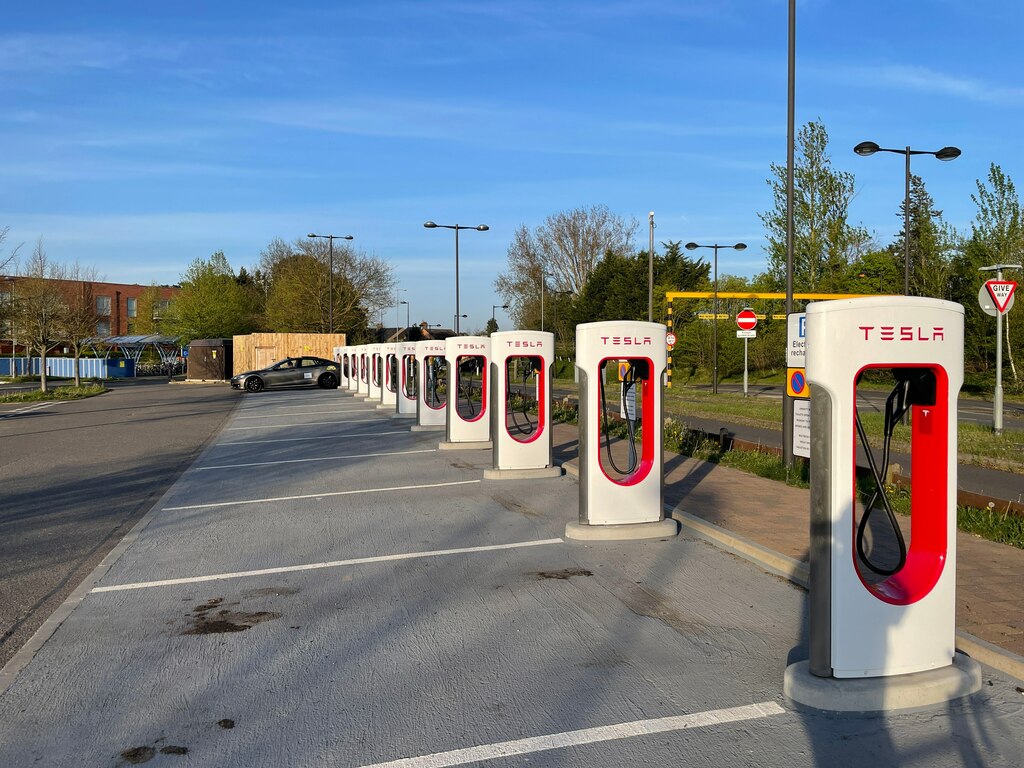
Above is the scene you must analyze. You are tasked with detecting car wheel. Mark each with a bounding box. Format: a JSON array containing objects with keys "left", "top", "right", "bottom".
[
  {"left": 245, "top": 376, "right": 264, "bottom": 393},
  {"left": 319, "top": 373, "right": 338, "bottom": 389}
]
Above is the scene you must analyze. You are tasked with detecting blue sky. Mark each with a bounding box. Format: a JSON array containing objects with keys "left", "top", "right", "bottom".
[{"left": 2, "top": 1, "right": 1021, "bottom": 332}]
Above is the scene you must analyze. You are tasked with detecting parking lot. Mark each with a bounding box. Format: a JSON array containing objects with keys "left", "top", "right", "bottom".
[{"left": 1, "top": 388, "right": 1022, "bottom": 767}]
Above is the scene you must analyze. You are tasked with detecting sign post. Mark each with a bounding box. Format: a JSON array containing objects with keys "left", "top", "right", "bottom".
[
  {"left": 736, "top": 308, "right": 758, "bottom": 397},
  {"left": 978, "top": 267, "right": 1021, "bottom": 435}
]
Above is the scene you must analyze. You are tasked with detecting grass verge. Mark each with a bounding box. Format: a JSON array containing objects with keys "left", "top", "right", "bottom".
[{"left": 0, "top": 384, "right": 109, "bottom": 403}]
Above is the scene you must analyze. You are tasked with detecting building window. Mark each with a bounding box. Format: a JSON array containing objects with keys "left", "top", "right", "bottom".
[
  {"left": 97, "top": 319, "right": 111, "bottom": 337},
  {"left": 127, "top": 297, "right": 137, "bottom": 318},
  {"left": 154, "top": 299, "right": 170, "bottom": 318},
  {"left": 96, "top": 296, "right": 112, "bottom": 316}
]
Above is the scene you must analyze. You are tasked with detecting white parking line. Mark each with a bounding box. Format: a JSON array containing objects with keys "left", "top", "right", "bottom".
[
  {"left": 163, "top": 479, "right": 482, "bottom": 511},
  {"left": 227, "top": 418, "right": 382, "bottom": 430},
  {"left": 354, "top": 702, "right": 786, "bottom": 768},
  {"left": 0, "top": 401, "right": 63, "bottom": 419},
  {"left": 196, "top": 448, "right": 436, "bottom": 471},
  {"left": 213, "top": 431, "right": 411, "bottom": 447},
  {"left": 90, "top": 537, "right": 564, "bottom": 593},
  {"left": 234, "top": 408, "right": 372, "bottom": 419}
]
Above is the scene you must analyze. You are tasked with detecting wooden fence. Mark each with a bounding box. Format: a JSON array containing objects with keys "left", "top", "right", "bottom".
[{"left": 232, "top": 333, "right": 347, "bottom": 374}]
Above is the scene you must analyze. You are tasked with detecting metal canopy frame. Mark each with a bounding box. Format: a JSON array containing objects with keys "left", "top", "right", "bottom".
[{"left": 81, "top": 335, "right": 182, "bottom": 370}]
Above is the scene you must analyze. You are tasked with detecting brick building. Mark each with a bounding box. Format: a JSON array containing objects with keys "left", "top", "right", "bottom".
[{"left": 0, "top": 276, "right": 179, "bottom": 353}]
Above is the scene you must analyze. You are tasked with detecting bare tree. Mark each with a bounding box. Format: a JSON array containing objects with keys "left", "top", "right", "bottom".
[
  {"left": 57, "top": 262, "right": 100, "bottom": 386},
  {"left": 0, "top": 225, "right": 23, "bottom": 275},
  {"left": 495, "top": 205, "right": 637, "bottom": 329},
  {"left": 14, "top": 239, "right": 66, "bottom": 392}
]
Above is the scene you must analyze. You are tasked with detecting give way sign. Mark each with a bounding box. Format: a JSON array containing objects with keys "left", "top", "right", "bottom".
[
  {"left": 986, "top": 280, "right": 1017, "bottom": 314},
  {"left": 736, "top": 308, "right": 758, "bottom": 331}
]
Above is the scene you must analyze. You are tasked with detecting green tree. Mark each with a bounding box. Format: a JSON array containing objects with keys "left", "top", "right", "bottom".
[
  {"left": 484, "top": 317, "right": 498, "bottom": 336},
  {"left": 13, "top": 239, "right": 65, "bottom": 392},
  {"left": 886, "top": 175, "right": 960, "bottom": 299},
  {"left": 167, "top": 252, "right": 256, "bottom": 341},
  {"left": 759, "top": 120, "right": 873, "bottom": 292}
]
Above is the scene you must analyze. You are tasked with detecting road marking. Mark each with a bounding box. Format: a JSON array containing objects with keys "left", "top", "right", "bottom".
[
  {"left": 90, "top": 536, "right": 563, "bottom": 593},
  {"left": 213, "top": 430, "right": 411, "bottom": 447},
  {"left": 234, "top": 408, "right": 372, "bottom": 419},
  {"left": 196, "top": 448, "right": 436, "bottom": 471},
  {"left": 354, "top": 702, "right": 786, "bottom": 768},
  {"left": 163, "top": 479, "right": 482, "bottom": 511},
  {"left": 0, "top": 401, "right": 63, "bottom": 419},
  {"left": 227, "top": 418, "right": 382, "bottom": 430}
]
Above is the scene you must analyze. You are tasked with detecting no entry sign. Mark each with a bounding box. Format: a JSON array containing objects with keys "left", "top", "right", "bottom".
[{"left": 736, "top": 308, "right": 758, "bottom": 331}]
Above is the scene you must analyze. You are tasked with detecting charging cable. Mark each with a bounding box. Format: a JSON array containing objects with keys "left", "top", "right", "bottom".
[{"left": 599, "top": 362, "right": 640, "bottom": 475}]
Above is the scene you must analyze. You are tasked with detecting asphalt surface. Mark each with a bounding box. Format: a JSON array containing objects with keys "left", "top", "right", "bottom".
[
  {"left": 0, "top": 378, "right": 240, "bottom": 668},
  {"left": 0, "top": 389, "right": 1022, "bottom": 766}
]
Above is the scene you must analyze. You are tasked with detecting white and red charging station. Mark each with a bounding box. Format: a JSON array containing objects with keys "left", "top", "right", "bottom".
[
  {"left": 367, "top": 344, "right": 383, "bottom": 402},
  {"left": 346, "top": 347, "right": 359, "bottom": 393},
  {"left": 355, "top": 345, "right": 370, "bottom": 398},
  {"left": 785, "top": 296, "right": 979, "bottom": 712},
  {"left": 484, "top": 331, "right": 562, "bottom": 479},
  {"left": 440, "top": 336, "right": 492, "bottom": 450},
  {"left": 565, "top": 321, "right": 677, "bottom": 540},
  {"left": 336, "top": 346, "right": 350, "bottom": 390},
  {"left": 412, "top": 339, "right": 448, "bottom": 432},
  {"left": 378, "top": 343, "right": 398, "bottom": 411},
  {"left": 393, "top": 341, "right": 417, "bottom": 419}
]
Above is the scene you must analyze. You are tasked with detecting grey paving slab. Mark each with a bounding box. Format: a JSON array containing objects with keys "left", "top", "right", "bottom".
[{"left": 0, "top": 391, "right": 1022, "bottom": 767}]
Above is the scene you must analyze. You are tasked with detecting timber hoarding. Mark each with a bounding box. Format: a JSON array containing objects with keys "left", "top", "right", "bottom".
[{"left": 232, "top": 333, "right": 348, "bottom": 374}]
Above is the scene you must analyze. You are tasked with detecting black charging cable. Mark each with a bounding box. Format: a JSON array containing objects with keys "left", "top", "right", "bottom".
[
  {"left": 599, "top": 362, "right": 640, "bottom": 475},
  {"left": 457, "top": 360, "right": 480, "bottom": 418},
  {"left": 854, "top": 376, "right": 910, "bottom": 576},
  {"left": 507, "top": 360, "right": 538, "bottom": 436}
]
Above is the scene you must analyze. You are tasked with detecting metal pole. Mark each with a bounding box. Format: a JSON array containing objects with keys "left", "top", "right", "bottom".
[
  {"left": 782, "top": 0, "right": 796, "bottom": 467},
  {"left": 540, "top": 274, "right": 545, "bottom": 332},
  {"left": 648, "top": 212, "right": 655, "bottom": 322},
  {"left": 743, "top": 337, "right": 749, "bottom": 397},
  {"left": 455, "top": 227, "right": 460, "bottom": 334},
  {"left": 328, "top": 236, "right": 334, "bottom": 334},
  {"left": 712, "top": 245, "right": 719, "bottom": 395},
  {"left": 994, "top": 267, "right": 1004, "bottom": 435},
  {"left": 904, "top": 147, "right": 911, "bottom": 296},
  {"left": 406, "top": 303, "right": 410, "bottom": 329}
]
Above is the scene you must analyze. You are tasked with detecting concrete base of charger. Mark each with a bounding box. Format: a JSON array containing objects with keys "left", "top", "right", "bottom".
[
  {"left": 390, "top": 412, "right": 416, "bottom": 419},
  {"left": 438, "top": 440, "right": 492, "bottom": 451},
  {"left": 483, "top": 466, "right": 564, "bottom": 481},
  {"left": 564, "top": 518, "right": 678, "bottom": 541},
  {"left": 783, "top": 653, "right": 982, "bottom": 714},
  {"left": 410, "top": 424, "right": 445, "bottom": 432}
]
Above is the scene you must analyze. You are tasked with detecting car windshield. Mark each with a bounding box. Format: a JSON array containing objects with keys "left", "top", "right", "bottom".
[{"left": 271, "top": 359, "right": 295, "bottom": 369}]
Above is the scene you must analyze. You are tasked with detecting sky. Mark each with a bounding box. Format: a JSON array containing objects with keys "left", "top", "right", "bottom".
[{"left": 2, "top": 1, "right": 1022, "bottom": 333}]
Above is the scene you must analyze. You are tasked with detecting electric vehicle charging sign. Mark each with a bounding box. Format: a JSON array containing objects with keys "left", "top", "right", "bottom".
[{"left": 787, "top": 313, "right": 806, "bottom": 367}]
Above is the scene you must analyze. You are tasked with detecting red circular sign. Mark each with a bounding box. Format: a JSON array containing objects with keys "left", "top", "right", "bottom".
[
  {"left": 666, "top": 332, "right": 677, "bottom": 346},
  {"left": 736, "top": 309, "right": 758, "bottom": 330}
]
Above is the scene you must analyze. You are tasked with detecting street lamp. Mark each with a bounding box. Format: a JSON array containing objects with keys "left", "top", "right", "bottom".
[
  {"left": 399, "top": 300, "right": 410, "bottom": 332},
  {"left": 853, "top": 141, "right": 961, "bottom": 295},
  {"left": 648, "top": 212, "right": 655, "bottom": 322},
  {"left": 453, "top": 313, "right": 468, "bottom": 332},
  {"left": 424, "top": 221, "right": 489, "bottom": 335},
  {"left": 307, "top": 233, "right": 354, "bottom": 334},
  {"left": 540, "top": 271, "right": 556, "bottom": 332},
  {"left": 685, "top": 241, "right": 747, "bottom": 395},
  {"left": 857, "top": 271, "right": 884, "bottom": 293},
  {"left": 492, "top": 304, "right": 509, "bottom": 321}
]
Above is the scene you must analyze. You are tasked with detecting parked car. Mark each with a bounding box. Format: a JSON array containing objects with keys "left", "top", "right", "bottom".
[{"left": 231, "top": 357, "right": 340, "bottom": 392}]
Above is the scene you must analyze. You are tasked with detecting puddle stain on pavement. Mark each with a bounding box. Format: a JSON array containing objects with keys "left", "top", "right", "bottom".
[{"left": 182, "top": 596, "right": 281, "bottom": 635}]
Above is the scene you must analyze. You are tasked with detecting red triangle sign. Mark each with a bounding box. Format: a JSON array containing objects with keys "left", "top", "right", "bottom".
[{"left": 986, "top": 280, "right": 1017, "bottom": 313}]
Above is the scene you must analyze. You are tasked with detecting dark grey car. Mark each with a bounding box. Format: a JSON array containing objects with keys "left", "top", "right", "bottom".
[{"left": 231, "top": 357, "right": 340, "bottom": 392}]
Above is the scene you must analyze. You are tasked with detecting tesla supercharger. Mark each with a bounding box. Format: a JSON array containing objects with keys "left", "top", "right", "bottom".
[
  {"left": 336, "top": 346, "right": 348, "bottom": 389},
  {"left": 367, "top": 344, "right": 383, "bottom": 402},
  {"left": 440, "top": 336, "right": 492, "bottom": 450},
  {"left": 378, "top": 343, "right": 398, "bottom": 411},
  {"left": 484, "top": 331, "right": 562, "bottom": 480},
  {"left": 356, "top": 345, "right": 370, "bottom": 398},
  {"left": 393, "top": 341, "right": 417, "bottom": 419},
  {"left": 346, "top": 347, "right": 359, "bottom": 393},
  {"left": 565, "top": 321, "right": 677, "bottom": 541},
  {"left": 412, "top": 339, "right": 448, "bottom": 432},
  {"left": 784, "top": 296, "right": 979, "bottom": 712}
]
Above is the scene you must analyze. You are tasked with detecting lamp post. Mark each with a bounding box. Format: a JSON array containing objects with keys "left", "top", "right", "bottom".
[
  {"left": 857, "top": 271, "right": 884, "bottom": 293},
  {"left": 492, "top": 304, "right": 509, "bottom": 321},
  {"left": 685, "top": 242, "right": 747, "bottom": 395},
  {"left": 395, "top": 288, "right": 406, "bottom": 338},
  {"left": 648, "top": 211, "right": 655, "bottom": 322},
  {"left": 540, "top": 271, "right": 555, "bottom": 332},
  {"left": 853, "top": 141, "right": 961, "bottom": 296},
  {"left": 453, "top": 313, "right": 468, "bottom": 332},
  {"left": 307, "top": 233, "right": 354, "bottom": 334},
  {"left": 423, "top": 221, "right": 489, "bottom": 335},
  {"left": 399, "top": 300, "right": 410, "bottom": 332}
]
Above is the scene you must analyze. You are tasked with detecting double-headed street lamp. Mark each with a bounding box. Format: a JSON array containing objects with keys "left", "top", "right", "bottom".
[
  {"left": 424, "top": 221, "right": 489, "bottom": 335},
  {"left": 307, "top": 233, "right": 354, "bottom": 334},
  {"left": 853, "top": 141, "right": 961, "bottom": 296},
  {"left": 685, "top": 241, "right": 747, "bottom": 395}
]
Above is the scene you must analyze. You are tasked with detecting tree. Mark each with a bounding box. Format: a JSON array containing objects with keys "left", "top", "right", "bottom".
[
  {"left": 167, "top": 252, "right": 257, "bottom": 341},
  {"left": 14, "top": 239, "right": 65, "bottom": 392},
  {"left": 759, "top": 120, "right": 873, "bottom": 292},
  {"left": 133, "top": 284, "right": 166, "bottom": 335},
  {"left": 260, "top": 237, "right": 395, "bottom": 335},
  {"left": 886, "top": 174, "right": 959, "bottom": 299},
  {"left": 495, "top": 205, "right": 637, "bottom": 328},
  {"left": 967, "top": 164, "right": 1023, "bottom": 384},
  {"left": 0, "top": 225, "right": 23, "bottom": 275},
  {"left": 56, "top": 262, "right": 100, "bottom": 387},
  {"left": 484, "top": 317, "right": 499, "bottom": 336}
]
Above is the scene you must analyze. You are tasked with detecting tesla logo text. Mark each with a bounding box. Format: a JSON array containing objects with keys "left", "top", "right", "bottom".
[
  {"left": 858, "top": 326, "right": 945, "bottom": 342},
  {"left": 456, "top": 343, "right": 486, "bottom": 350},
  {"left": 600, "top": 336, "right": 652, "bottom": 346},
  {"left": 506, "top": 340, "right": 542, "bottom": 348}
]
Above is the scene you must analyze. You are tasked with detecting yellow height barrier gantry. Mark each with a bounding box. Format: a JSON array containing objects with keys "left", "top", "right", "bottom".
[{"left": 664, "top": 291, "right": 875, "bottom": 388}]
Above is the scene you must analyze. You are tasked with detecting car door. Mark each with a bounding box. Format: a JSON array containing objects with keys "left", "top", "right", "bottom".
[
  {"left": 298, "top": 358, "right": 323, "bottom": 386},
  {"left": 266, "top": 359, "right": 303, "bottom": 388}
]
